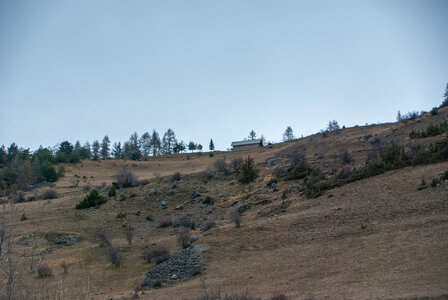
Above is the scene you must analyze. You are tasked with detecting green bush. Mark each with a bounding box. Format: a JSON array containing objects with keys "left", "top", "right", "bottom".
[
  {"left": 239, "top": 156, "right": 258, "bottom": 184},
  {"left": 76, "top": 190, "right": 107, "bottom": 209},
  {"left": 39, "top": 161, "right": 58, "bottom": 182},
  {"left": 108, "top": 186, "right": 116, "bottom": 197}
]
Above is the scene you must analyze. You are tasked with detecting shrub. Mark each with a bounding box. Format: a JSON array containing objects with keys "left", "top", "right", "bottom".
[
  {"left": 141, "top": 245, "right": 170, "bottom": 264},
  {"left": 214, "top": 158, "right": 230, "bottom": 175},
  {"left": 91, "top": 227, "right": 111, "bottom": 248},
  {"left": 431, "top": 107, "right": 439, "bottom": 116},
  {"left": 231, "top": 211, "right": 242, "bottom": 227},
  {"left": 178, "top": 227, "right": 190, "bottom": 249},
  {"left": 76, "top": 190, "right": 107, "bottom": 209},
  {"left": 40, "top": 189, "right": 57, "bottom": 200},
  {"left": 116, "top": 168, "right": 139, "bottom": 188},
  {"left": 341, "top": 151, "right": 353, "bottom": 164},
  {"left": 239, "top": 156, "right": 258, "bottom": 184},
  {"left": 10, "top": 190, "right": 25, "bottom": 203},
  {"left": 200, "top": 219, "right": 216, "bottom": 232},
  {"left": 126, "top": 225, "right": 134, "bottom": 245},
  {"left": 270, "top": 294, "right": 288, "bottom": 300},
  {"left": 285, "top": 161, "right": 314, "bottom": 181},
  {"left": 157, "top": 217, "right": 173, "bottom": 228},
  {"left": 172, "top": 172, "right": 181, "bottom": 182},
  {"left": 20, "top": 213, "right": 27, "bottom": 221},
  {"left": 107, "top": 247, "right": 123, "bottom": 267},
  {"left": 231, "top": 158, "right": 244, "bottom": 174},
  {"left": 61, "top": 261, "right": 70, "bottom": 274},
  {"left": 108, "top": 185, "right": 116, "bottom": 197},
  {"left": 417, "top": 178, "right": 428, "bottom": 190},
  {"left": 37, "top": 264, "right": 53, "bottom": 278}
]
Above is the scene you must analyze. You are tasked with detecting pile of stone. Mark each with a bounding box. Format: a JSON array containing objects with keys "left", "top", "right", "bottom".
[{"left": 142, "top": 247, "right": 205, "bottom": 289}]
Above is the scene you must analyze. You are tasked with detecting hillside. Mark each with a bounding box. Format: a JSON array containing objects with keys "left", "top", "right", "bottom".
[{"left": 3, "top": 108, "right": 448, "bottom": 299}]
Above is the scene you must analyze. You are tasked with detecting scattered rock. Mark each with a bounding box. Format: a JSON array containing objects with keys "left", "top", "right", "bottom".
[
  {"left": 271, "top": 183, "right": 277, "bottom": 190},
  {"left": 267, "top": 157, "right": 277, "bottom": 166},
  {"left": 193, "top": 244, "right": 210, "bottom": 253},
  {"left": 159, "top": 201, "right": 167, "bottom": 210},
  {"left": 141, "top": 248, "right": 205, "bottom": 289},
  {"left": 230, "top": 201, "right": 238, "bottom": 206},
  {"left": 45, "top": 233, "right": 81, "bottom": 248},
  {"left": 167, "top": 189, "right": 174, "bottom": 196},
  {"left": 190, "top": 235, "right": 199, "bottom": 243},
  {"left": 207, "top": 209, "right": 214, "bottom": 214},
  {"left": 136, "top": 210, "right": 141, "bottom": 216},
  {"left": 175, "top": 205, "right": 183, "bottom": 210},
  {"left": 191, "top": 191, "right": 201, "bottom": 199},
  {"left": 172, "top": 181, "right": 178, "bottom": 189},
  {"left": 200, "top": 204, "right": 208, "bottom": 209}
]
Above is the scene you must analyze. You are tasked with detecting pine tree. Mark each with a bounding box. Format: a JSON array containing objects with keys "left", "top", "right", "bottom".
[
  {"left": 139, "top": 132, "right": 152, "bottom": 157},
  {"left": 283, "top": 126, "right": 294, "bottom": 141},
  {"left": 128, "top": 132, "right": 141, "bottom": 160},
  {"left": 442, "top": 83, "right": 448, "bottom": 107},
  {"left": 112, "top": 142, "right": 123, "bottom": 159},
  {"left": 397, "top": 110, "right": 402, "bottom": 121},
  {"left": 150, "top": 130, "right": 161, "bottom": 156},
  {"left": 101, "top": 135, "right": 111, "bottom": 159},
  {"left": 92, "top": 140, "right": 100, "bottom": 161},
  {"left": 209, "top": 139, "right": 215, "bottom": 151},
  {"left": 248, "top": 130, "right": 257, "bottom": 140},
  {"left": 162, "top": 129, "right": 177, "bottom": 154},
  {"left": 80, "top": 141, "right": 91, "bottom": 159},
  {"left": 188, "top": 141, "right": 197, "bottom": 152}
]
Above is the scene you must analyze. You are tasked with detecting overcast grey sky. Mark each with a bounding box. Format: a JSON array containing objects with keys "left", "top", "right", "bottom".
[{"left": 1, "top": 0, "right": 447, "bottom": 151}]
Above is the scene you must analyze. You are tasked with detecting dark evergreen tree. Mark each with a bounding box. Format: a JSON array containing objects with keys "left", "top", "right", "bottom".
[
  {"left": 140, "top": 132, "right": 152, "bottom": 157},
  {"left": 161, "top": 129, "right": 177, "bottom": 154},
  {"left": 248, "top": 130, "right": 257, "bottom": 140},
  {"left": 188, "top": 141, "right": 197, "bottom": 152},
  {"left": 101, "top": 135, "right": 111, "bottom": 159},
  {"left": 112, "top": 142, "right": 123, "bottom": 159},
  {"left": 209, "top": 139, "right": 215, "bottom": 151},
  {"left": 150, "top": 130, "right": 161, "bottom": 156},
  {"left": 92, "top": 140, "right": 100, "bottom": 161},
  {"left": 283, "top": 126, "right": 294, "bottom": 141}
]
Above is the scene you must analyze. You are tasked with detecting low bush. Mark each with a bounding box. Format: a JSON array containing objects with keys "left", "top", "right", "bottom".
[
  {"left": 76, "top": 190, "right": 107, "bottom": 209},
  {"left": 158, "top": 217, "right": 173, "bottom": 228},
  {"left": 409, "top": 121, "right": 448, "bottom": 139},
  {"left": 178, "top": 227, "right": 191, "bottom": 248},
  {"left": 61, "top": 261, "right": 70, "bottom": 274},
  {"left": 141, "top": 245, "right": 170, "bottom": 264},
  {"left": 115, "top": 168, "right": 139, "bottom": 188},
  {"left": 108, "top": 185, "right": 116, "bottom": 197},
  {"left": 214, "top": 158, "right": 230, "bottom": 175},
  {"left": 172, "top": 172, "right": 181, "bottom": 182},
  {"left": 200, "top": 219, "right": 216, "bottom": 232},
  {"left": 231, "top": 210, "right": 242, "bottom": 227},
  {"left": 40, "top": 189, "right": 57, "bottom": 200},
  {"left": 417, "top": 178, "right": 428, "bottom": 190},
  {"left": 37, "top": 264, "right": 53, "bottom": 278},
  {"left": 231, "top": 158, "right": 244, "bottom": 174},
  {"left": 107, "top": 247, "right": 123, "bottom": 267},
  {"left": 91, "top": 227, "right": 111, "bottom": 248}
]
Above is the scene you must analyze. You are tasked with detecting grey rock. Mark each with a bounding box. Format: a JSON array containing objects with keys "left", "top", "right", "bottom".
[
  {"left": 136, "top": 210, "right": 141, "bottom": 216},
  {"left": 191, "top": 191, "right": 201, "bottom": 199},
  {"left": 175, "top": 205, "right": 183, "bottom": 210},
  {"left": 190, "top": 235, "right": 199, "bottom": 243},
  {"left": 230, "top": 200, "right": 238, "bottom": 206},
  {"left": 159, "top": 200, "right": 167, "bottom": 210},
  {"left": 167, "top": 189, "right": 174, "bottom": 196},
  {"left": 200, "top": 204, "right": 208, "bottom": 209}
]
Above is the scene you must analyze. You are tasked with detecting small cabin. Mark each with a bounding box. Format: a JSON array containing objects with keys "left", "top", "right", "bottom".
[{"left": 231, "top": 139, "right": 263, "bottom": 151}]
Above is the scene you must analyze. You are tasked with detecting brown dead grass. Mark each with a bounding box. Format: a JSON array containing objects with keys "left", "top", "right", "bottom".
[{"left": 6, "top": 108, "right": 448, "bottom": 299}]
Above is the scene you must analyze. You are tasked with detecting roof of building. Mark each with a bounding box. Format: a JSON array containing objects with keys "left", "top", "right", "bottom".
[{"left": 231, "top": 139, "right": 262, "bottom": 147}]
